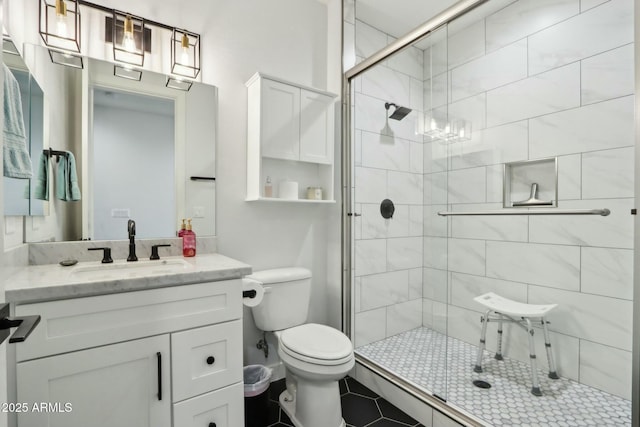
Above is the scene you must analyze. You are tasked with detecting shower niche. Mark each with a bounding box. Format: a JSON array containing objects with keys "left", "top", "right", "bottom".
[
  {"left": 503, "top": 158, "right": 558, "bottom": 208},
  {"left": 245, "top": 72, "right": 337, "bottom": 203}
]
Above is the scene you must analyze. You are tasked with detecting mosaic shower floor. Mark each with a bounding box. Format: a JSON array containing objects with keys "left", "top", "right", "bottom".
[{"left": 357, "top": 327, "right": 631, "bottom": 427}]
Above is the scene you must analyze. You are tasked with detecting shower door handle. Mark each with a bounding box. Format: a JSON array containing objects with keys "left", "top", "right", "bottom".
[{"left": 347, "top": 213, "right": 361, "bottom": 217}]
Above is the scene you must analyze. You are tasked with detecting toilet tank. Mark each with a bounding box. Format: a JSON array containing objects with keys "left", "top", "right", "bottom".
[{"left": 246, "top": 267, "right": 311, "bottom": 331}]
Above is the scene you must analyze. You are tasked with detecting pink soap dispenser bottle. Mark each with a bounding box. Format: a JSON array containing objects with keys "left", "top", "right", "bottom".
[{"left": 182, "top": 219, "right": 196, "bottom": 257}]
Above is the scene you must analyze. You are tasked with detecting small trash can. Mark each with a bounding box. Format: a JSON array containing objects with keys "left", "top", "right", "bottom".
[{"left": 244, "top": 364, "right": 272, "bottom": 427}]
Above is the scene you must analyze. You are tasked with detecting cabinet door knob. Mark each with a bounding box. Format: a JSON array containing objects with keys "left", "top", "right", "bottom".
[
  {"left": 208, "top": 423, "right": 216, "bottom": 427},
  {"left": 206, "top": 356, "right": 215, "bottom": 365}
]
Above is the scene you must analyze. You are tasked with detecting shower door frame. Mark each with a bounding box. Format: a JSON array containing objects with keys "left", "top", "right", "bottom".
[{"left": 342, "top": 0, "right": 640, "bottom": 426}]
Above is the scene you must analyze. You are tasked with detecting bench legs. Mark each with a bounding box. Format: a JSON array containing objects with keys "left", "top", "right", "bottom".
[{"left": 474, "top": 313, "right": 560, "bottom": 396}]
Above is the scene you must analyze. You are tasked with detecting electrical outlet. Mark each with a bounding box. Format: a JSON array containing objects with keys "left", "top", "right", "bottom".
[{"left": 193, "top": 206, "right": 205, "bottom": 218}]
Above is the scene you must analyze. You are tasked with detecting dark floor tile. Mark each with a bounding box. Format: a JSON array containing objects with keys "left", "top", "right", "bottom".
[
  {"left": 376, "top": 398, "right": 418, "bottom": 425},
  {"left": 345, "top": 376, "right": 379, "bottom": 398},
  {"left": 339, "top": 377, "right": 348, "bottom": 395},
  {"left": 367, "top": 419, "right": 414, "bottom": 426},
  {"left": 269, "top": 379, "right": 287, "bottom": 402},
  {"left": 341, "top": 393, "right": 381, "bottom": 426},
  {"left": 280, "top": 408, "right": 293, "bottom": 425},
  {"left": 266, "top": 400, "right": 280, "bottom": 425}
]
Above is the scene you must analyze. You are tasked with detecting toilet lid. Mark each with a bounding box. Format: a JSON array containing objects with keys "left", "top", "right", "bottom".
[{"left": 280, "top": 323, "right": 353, "bottom": 362}]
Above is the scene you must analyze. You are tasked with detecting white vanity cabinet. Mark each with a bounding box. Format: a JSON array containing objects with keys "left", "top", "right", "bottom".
[
  {"left": 246, "top": 72, "right": 337, "bottom": 202},
  {"left": 12, "top": 279, "right": 244, "bottom": 427}
]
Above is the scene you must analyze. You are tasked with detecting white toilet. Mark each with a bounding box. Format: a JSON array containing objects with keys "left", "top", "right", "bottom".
[{"left": 245, "top": 267, "right": 354, "bottom": 427}]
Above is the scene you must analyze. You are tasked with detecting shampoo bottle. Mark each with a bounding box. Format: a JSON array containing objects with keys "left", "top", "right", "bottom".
[
  {"left": 182, "top": 219, "right": 196, "bottom": 257},
  {"left": 178, "top": 219, "right": 186, "bottom": 237}
]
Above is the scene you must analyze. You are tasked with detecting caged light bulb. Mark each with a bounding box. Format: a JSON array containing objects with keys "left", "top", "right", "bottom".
[
  {"left": 55, "top": 0, "right": 68, "bottom": 38},
  {"left": 122, "top": 15, "right": 136, "bottom": 52},
  {"left": 180, "top": 32, "right": 190, "bottom": 65}
]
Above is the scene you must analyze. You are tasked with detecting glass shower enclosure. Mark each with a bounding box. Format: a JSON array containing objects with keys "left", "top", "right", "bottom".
[{"left": 344, "top": 0, "right": 635, "bottom": 425}]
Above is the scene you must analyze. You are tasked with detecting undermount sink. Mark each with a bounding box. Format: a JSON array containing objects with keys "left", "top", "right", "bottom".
[{"left": 69, "top": 258, "right": 191, "bottom": 280}]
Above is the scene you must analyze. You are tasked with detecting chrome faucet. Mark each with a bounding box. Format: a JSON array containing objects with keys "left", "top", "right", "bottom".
[{"left": 127, "top": 219, "right": 138, "bottom": 262}]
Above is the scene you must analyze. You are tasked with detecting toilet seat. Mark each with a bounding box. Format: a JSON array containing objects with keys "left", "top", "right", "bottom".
[{"left": 279, "top": 323, "right": 353, "bottom": 366}]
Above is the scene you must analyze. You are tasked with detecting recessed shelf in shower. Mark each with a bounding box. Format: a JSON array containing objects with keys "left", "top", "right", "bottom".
[{"left": 503, "top": 158, "right": 558, "bottom": 208}]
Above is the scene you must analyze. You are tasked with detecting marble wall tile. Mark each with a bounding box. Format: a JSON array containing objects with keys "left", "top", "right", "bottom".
[
  {"left": 450, "top": 203, "right": 528, "bottom": 242},
  {"left": 450, "top": 272, "right": 527, "bottom": 312},
  {"left": 557, "top": 154, "right": 582, "bottom": 200},
  {"left": 579, "top": 340, "right": 632, "bottom": 399},
  {"left": 486, "top": 0, "right": 579, "bottom": 52},
  {"left": 355, "top": 167, "right": 387, "bottom": 204},
  {"left": 581, "top": 247, "right": 633, "bottom": 300},
  {"left": 447, "top": 19, "right": 485, "bottom": 69},
  {"left": 424, "top": 172, "right": 448, "bottom": 205},
  {"left": 355, "top": 239, "right": 387, "bottom": 276},
  {"left": 361, "top": 131, "right": 411, "bottom": 171},
  {"left": 529, "top": 285, "right": 633, "bottom": 351},
  {"left": 388, "top": 237, "right": 423, "bottom": 270},
  {"left": 581, "top": 44, "right": 634, "bottom": 105},
  {"left": 580, "top": 0, "right": 609, "bottom": 11},
  {"left": 387, "top": 299, "right": 423, "bottom": 337},
  {"left": 450, "top": 121, "right": 528, "bottom": 171},
  {"left": 528, "top": 0, "right": 633, "bottom": 75},
  {"left": 422, "top": 298, "right": 434, "bottom": 329},
  {"left": 529, "top": 95, "right": 634, "bottom": 159},
  {"left": 388, "top": 171, "right": 423, "bottom": 205},
  {"left": 424, "top": 205, "right": 448, "bottom": 238},
  {"left": 409, "top": 206, "right": 423, "bottom": 237},
  {"left": 448, "top": 238, "right": 486, "bottom": 276},
  {"left": 486, "top": 241, "right": 580, "bottom": 290},
  {"left": 409, "top": 268, "right": 423, "bottom": 300},
  {"left": 427, "top": 73, "right": 449, "bottom": 109},
  {"left": 451, "top": 39, "right": 527, "bottom": 102},
  {"left": 354, "top": 130, "right": 362, "bottom": 166},
  {"left": 388, "top": 44, "right": 423, "bottom": 81},
  {"left": 529, "top": 198, "right": 634, "bottom": 249},
  {"left": 424, "top": 237, "right": 448, "bottom": 270},
  {"left": 354, "top": 277, "right": 361, "bottom": 313},
  {"left": 360, "top": 270, "right": 409, "bottom": 311},
  {"left": 354, "top": 203, "right": 362, "bottom": 240},
  {"left": 410, "top": 78, "right": 424, "bottom": 112},
  {"left": 355, "top": 20, "right": 388, "bottom": 59},
  {"left": 355, "top": 307, "right": 387, "bottom": 347},
  {"left": 426, "top": 37, "right": 448, "bottom": 78},
  {"left": 410, "top": 143, "right": 423, "bottom": 175},
  {"left": 447, "top": 167, "right": 486, "bottom": 204},
  {"left": 423, "top": 267, "right": 448, "bottom": 303},
  {"left": 449, "top": 93, "right": 487, "bottom": 134},
  {"left": 424, "top": 142, "right": 448, "bottom": 174},
  {"left": 486, "top": 165, "right": 504, "bottom": 203},
  {"left": 360, "top": 204, "right": 388, "bottom": 239},
  {"left": 487, "top": 63, "right": 580, "bottom": 128},
  {"left": 582, "top": 147, "right": 634, "bottom": 199},
  {"left": 361, "top": 64, "right": 412, "bottom": 108}
]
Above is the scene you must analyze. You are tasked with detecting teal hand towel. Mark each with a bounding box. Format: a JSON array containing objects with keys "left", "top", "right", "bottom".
[
  {"left": 56, "top": 151, "right": 81, "bottom": 201},
  {"left": 3, "top": 63, "right": 33, "bottom": 179},
  {"left": 33, "top": 152, "right": 49, "bottom": 200}
]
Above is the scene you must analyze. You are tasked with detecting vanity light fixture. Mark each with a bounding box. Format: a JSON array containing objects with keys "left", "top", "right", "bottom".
[
  {"left": 39, "top": 0, "right": 83, "bottom": 68},
  {"left": 112, "top": 10, "right": 145, "bottom": 67},
  {"left": 170, "top": 28, "right": 200, "bottom": 80}
]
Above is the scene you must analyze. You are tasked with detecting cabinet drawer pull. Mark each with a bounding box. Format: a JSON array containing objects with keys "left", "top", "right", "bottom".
[
  {"left": 208, "top": 423, "right": 216, "bottom": 427},
  {"left": 206, "top": 356, "right": 215, "bottom": 365},
  {"left": 157, "top": 352, "right": 162, "bottom": 401}
]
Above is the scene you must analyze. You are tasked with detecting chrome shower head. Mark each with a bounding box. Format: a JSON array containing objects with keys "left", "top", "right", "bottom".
[{"left": 385, "top": 102, "right": 412, "bottom": 121}]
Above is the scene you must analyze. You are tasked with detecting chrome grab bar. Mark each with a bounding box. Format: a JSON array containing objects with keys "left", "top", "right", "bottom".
[{"left": 437, "top": 208, "right": 610, "bottom": 217}]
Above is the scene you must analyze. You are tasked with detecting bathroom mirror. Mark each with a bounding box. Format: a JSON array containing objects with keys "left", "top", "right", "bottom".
[
  {"left": 9, "top": 43, "right": 217, "bottom": 242},
  {"left": 3, "top": 39, "right": 47, "bottom": 217}
]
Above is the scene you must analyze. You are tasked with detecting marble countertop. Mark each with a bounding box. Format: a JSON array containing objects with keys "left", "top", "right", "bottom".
[{"left": 4, "top": 253, "right": 252, "bottom": 304}]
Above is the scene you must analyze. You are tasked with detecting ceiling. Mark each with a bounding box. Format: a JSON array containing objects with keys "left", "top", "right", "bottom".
[{"left": 355, "top": 0, "right": 458, "bottom": 39}]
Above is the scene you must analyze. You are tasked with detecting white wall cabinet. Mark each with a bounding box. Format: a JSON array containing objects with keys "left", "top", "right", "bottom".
[
  {"left": 11, "top": 280, "right": 243, "bottom": 427},
  {"left": 246, "top": 73, "right": 337, "bottom": 202}
]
